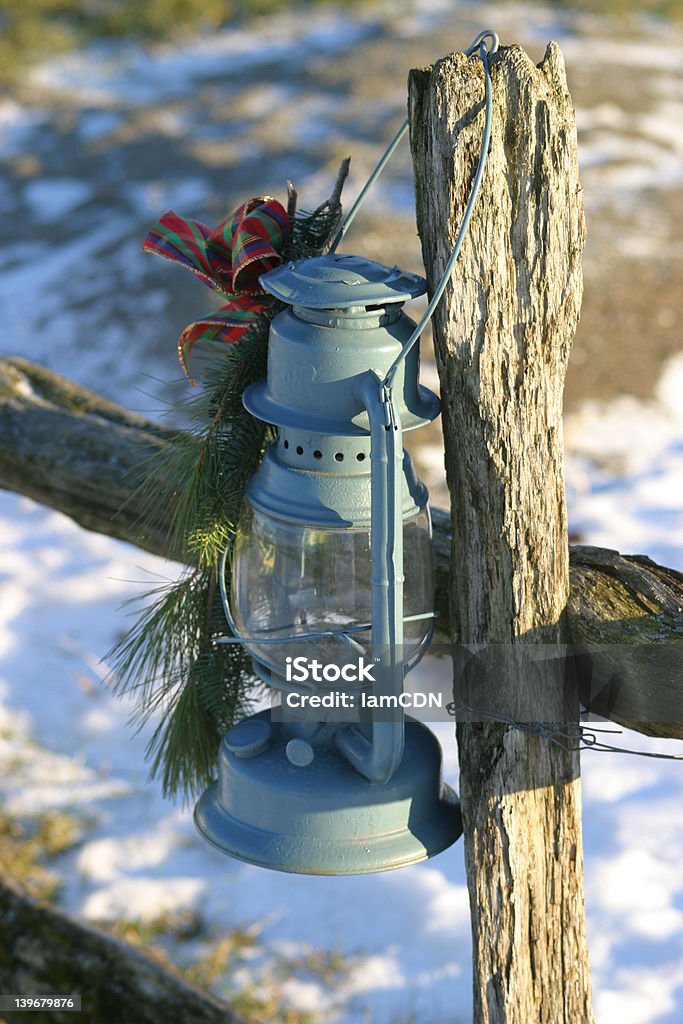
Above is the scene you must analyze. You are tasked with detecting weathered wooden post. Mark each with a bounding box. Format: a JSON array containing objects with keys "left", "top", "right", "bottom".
[{"left": 409, "top": 43, "right": 594, "bottom": 1022}]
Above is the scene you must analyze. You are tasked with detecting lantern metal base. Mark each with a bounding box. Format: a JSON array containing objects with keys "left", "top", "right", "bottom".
[{"left": 195, "top": 712, "right": 461, "bottom": 875}]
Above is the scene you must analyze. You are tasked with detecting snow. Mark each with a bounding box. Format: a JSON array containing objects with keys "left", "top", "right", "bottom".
[
  {"left": 566, "top": 352, "right": 683, "bottom": 569},
  {"left": 26, "top": 16, "right": 376, "bottom": 107},
  {"left": 1, "top": 2, "right": 682, "bottom": 1021},
  {"left": 23, "top": 179, "right": 95, "bottom": 223}
]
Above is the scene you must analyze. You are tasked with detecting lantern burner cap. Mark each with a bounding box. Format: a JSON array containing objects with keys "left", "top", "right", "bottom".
[{"left": 261, "top": 254, "right": 426, "bottom": 309}]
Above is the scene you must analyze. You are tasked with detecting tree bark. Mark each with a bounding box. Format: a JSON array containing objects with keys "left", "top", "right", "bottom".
[
  {"left": 0, "top": 357, "right": 182, "bottom": 562},
  {"left": 0, "top": 875, "right": 241, "bottom": 1024},
  {"left": 410, "top": 43, "right": 594, "bottom": 1022},
  {"left": 1, "top": 356, "right": 681, "bottom": 740},
  {"left": 566, "top": 545, "right": 683, "bottom": 738}
]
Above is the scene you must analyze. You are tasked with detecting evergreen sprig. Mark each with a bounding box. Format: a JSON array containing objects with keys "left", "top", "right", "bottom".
[{"left": 109, "top": 173, "right": 347, "bottom": 800}]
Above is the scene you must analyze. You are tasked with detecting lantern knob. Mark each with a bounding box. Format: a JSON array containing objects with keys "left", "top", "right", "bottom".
[
  {"left": 285, "top": 738, "right": 315, "bottom": 768},
  {"left": 224, "top": 718, "right": 271, "bottom": 759}
]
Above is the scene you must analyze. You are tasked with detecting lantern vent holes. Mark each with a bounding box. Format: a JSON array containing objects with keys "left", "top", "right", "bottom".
[{"left": 278, "top": 433, "right": 370, "bottom": 469}]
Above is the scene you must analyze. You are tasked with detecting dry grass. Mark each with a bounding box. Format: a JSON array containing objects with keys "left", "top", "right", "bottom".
[{"left": 0, "top": 809, "right": 84, "bottom": 902}]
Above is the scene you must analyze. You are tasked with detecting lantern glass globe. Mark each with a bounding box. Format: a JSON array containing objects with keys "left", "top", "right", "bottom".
[{"left": 230, "top": 502, "right": 434, "bottom": 677}]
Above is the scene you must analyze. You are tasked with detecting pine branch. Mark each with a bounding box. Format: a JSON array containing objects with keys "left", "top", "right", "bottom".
[{"left": 108, "top": 171, "right": 350, "bottom": 799}]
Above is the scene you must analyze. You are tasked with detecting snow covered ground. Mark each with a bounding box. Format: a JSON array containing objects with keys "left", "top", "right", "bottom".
[{"left": 1, "top": 2, "right": 682, "bottom": 1022}]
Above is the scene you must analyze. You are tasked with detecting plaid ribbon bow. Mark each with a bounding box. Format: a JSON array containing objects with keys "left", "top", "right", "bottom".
[{"left": 143, "top": 197, "right": 290, "bottom": 380}]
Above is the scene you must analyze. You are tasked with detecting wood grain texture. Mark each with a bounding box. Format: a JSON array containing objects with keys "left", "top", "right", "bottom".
[{"left": 409, "top": 44, "right": 594, "bottom": 1022}]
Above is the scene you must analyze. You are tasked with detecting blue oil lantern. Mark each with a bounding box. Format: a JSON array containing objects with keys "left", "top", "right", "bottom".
[{"left": 194, "top": 30, "right": 498, "bottom": 874}]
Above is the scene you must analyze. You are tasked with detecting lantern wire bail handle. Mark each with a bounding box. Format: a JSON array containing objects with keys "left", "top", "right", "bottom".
[
  {"left": 383, "top": 28, "right": 498, "bottom": 391},
  {"left": 329, "top": 29, "right": 498, "bottom": 259},
  {"left": 217, "top": 27, "right": 497, "bottom": 670}
]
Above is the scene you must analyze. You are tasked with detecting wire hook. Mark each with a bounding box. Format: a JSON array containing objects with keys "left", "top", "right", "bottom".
[{"left": 464, "top": 30, "right": 500, "bottom": 56}]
